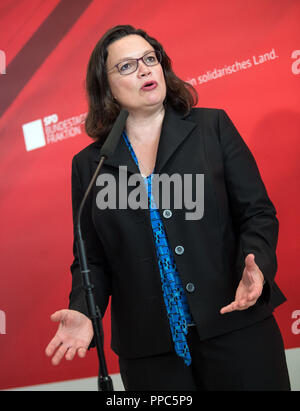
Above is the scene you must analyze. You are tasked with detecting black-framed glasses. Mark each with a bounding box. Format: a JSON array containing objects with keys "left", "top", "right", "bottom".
[{"left": 108, "top": 50, "right": 162, "bottom": 75}]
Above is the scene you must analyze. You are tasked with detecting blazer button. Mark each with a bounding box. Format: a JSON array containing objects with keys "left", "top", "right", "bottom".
[
  {"left": 186, "top": 282, "right": 195, "bottom": 293},
  {"left": 175, "top": 245, "right": 184, "bottom": 255},
  {"left": 163, "top": 209, "right": 172, "bottom": 219}
]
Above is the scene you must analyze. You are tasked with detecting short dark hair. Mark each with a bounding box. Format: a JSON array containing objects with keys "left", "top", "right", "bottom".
[{"left": 85, "top": 25, "right": 198, "bottom": 142}]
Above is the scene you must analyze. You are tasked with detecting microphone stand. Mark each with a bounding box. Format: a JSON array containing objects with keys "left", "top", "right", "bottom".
[{"left": 76, "top": 110, "right": 128, "bottom": 391}]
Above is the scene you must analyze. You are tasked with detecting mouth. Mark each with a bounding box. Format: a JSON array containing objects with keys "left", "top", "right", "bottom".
[{"left": 141, "top": 81, "right": 158, "bottom": 91}]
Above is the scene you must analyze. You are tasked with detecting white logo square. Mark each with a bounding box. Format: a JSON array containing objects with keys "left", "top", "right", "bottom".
[{"left": 23, "top": 119, "right": 46, "bottom": 151}]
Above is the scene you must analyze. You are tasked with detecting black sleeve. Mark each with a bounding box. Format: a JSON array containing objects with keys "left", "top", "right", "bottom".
[
  {"left": 218, "top": 109, "right": 279, "bottom": 303},
  {"left": 68, "top": 154, "right": 112, "bottom": 319}
]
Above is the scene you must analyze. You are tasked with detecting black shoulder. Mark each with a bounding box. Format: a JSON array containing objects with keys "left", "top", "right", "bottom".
[
  {"left": 72, "top": 139, "right": 102, "bottom": 164},
  {"left": 183, "top": 107, "right": 226, "bottom": 133},
  {"left": 184, "top": 107, "right": 223, "bottom": 121}
]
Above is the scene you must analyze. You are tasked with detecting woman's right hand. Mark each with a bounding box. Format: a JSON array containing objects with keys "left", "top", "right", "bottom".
[{"left": 45, "top": 309, "right": 94, "bottom": 365}]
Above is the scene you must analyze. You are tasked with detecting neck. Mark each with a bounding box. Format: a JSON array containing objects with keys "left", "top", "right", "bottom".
[{"left": 125, "top": 105, "right": 165, "bottom": 143}]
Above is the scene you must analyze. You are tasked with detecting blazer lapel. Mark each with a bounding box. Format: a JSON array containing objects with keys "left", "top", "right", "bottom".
[
  {"left": 92, "top": 106, "right": 196, "bottom": 175},
  {"left": 154, "top": 107, "right": 196, "bottom": 174},
  {"left": 92, "top": 132, "right": 139, "bottom": 175}
]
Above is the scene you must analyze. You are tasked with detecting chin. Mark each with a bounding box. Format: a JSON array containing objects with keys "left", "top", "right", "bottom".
[
  {"left": 144, "top": 93, "right": 166, "bottom": 107},
  {"left": 144, "top": 100, "right": 165, "bottom": 111}
]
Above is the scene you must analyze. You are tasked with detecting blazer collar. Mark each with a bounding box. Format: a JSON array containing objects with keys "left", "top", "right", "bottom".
[{"left": 92, "top": 106, "right": 196, "bottom": 174}]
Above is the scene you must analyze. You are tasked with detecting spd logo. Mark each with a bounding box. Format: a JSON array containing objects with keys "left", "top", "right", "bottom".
[
  {"left": 291, "top": 310, "right": 300, "bottom": 335},
  {"left": 0, "top": 310, "right": 6, "bottom": 334},
  {"left": 0, "top": 50, "right": 5, "bottom": 74},
  {"left": 291, "top": 50, "right": 300, "bottom": 75}
]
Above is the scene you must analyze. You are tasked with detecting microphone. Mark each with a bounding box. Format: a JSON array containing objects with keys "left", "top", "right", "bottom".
[
  {"left": 76, "top": 109, "right": 128, "bottom": 391},
  {"left": 100, "top": 109, "right": 129, "bottom": 158}
]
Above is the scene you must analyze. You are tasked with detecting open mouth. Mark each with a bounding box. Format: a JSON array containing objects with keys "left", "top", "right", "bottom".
[{"left": 141, "top": 81, "right": 158, "bottom": 91}]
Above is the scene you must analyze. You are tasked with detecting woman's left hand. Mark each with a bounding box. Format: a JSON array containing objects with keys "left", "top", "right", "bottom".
[{"left": 220, "top": 254, "right": 264, "bottom": 315}]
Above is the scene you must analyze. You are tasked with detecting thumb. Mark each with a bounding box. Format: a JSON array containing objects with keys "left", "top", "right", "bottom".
[
  {"left": 245, "top": 253, "right": 257, "bottom": 270},
  {"left": 50, "top": 309, "right": 68, "bottom": 323}
]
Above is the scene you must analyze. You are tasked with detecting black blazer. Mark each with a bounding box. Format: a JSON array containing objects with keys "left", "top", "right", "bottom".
[{"left": 69, "top": 107, "right": 286, "bottom": 359}]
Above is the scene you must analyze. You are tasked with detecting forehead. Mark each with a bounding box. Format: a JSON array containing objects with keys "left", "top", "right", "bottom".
[{"left": 107, "top": 34, "right": 154, "bottom": 63}]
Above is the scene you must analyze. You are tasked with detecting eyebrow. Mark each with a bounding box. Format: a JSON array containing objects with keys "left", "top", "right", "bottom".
[{"left": 114, "top": 49, "right": 154, "bottom": 65}]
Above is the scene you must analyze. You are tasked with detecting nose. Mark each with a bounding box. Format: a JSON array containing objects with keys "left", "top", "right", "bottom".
[{"left": 137, "top": 60, "right": 151, "bottom": 77}]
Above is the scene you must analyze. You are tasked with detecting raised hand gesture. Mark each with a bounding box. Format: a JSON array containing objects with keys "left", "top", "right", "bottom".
[
  {"left": 220, "top": 254, "right": 264, "bottom": 315},
  {"left": 45, "top": 309, "right": 93, "bottom": 365}
]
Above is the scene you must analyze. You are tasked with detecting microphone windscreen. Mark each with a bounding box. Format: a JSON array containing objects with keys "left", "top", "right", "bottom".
[{"left": 100, "top": 109, "right": 129, "bottom": 158}]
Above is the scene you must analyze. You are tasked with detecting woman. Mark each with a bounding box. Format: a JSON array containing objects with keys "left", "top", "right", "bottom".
[{"left": 46, "top": 25, "right": 290, "bottom": 391}]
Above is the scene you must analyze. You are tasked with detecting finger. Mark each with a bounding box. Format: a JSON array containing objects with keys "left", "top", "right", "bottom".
[
  {"left": 236, "top": 299, "right": 250, "bottom": 309},
  {"left": 237, "top": 296, "right": 261, "bottom": 310},
  {"left": 247, "top": 290, "right": 260, "bottom": 301},
  {"left": 50, "top": 310, "right": 67, "bottom": 323},
  {"left": 246, "top": 296, "right": 257, "bottom": 305},
  {"left": 220, "top": 301, "right": 238, "bottom": 314},
  {"left": 245, "top": 253, "right": 255, "bottom": 267},
  {"left": 65, "top": 346, "right": 77, "bottom": 361},
  {"left": 245, "top": 299, "right": 257, "bottom": 308},
  {"left": 245, "top": 254, "right": 261, "bottom": 276},
  {"left": 45, "top": 335, "right": 62, "bottom": 357},
  {"left": 221, "top": 298, "right": 252, "bottom": 314},
  {"left": 77, "top": 347, "right": 87, "bottom": 359},
  {"left": 51, "top": 343, "right": 69, "bottom": 366}
]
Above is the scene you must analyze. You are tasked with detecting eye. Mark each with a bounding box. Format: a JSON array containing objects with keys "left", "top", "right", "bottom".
[
  {"left": 147, "top": 56, "right": 155, "bottom": 62},
  {"left": 119, "top": 61, "right": 134, "bottom": 72},
  {"left": 145, "top": 54, "right": 157, "bottom": 64}
]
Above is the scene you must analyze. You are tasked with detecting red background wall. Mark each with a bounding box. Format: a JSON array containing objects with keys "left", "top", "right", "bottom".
[{"left": 0, "top": 0, "right": 299, "bottom": 390}]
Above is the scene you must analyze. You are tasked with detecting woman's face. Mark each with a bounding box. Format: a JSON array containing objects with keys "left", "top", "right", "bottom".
[{"left": 106, "top": 35, "right": 167, "bottom": 114}]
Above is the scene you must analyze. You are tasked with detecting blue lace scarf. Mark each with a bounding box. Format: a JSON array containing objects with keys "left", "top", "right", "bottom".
[{"left": 122, "top": 130, "right": 193, "bottom": 366}]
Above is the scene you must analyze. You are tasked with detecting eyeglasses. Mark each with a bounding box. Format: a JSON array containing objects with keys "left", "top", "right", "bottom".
[{"left": 108, "top": 50, "right": 162, "bottom": 76}]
